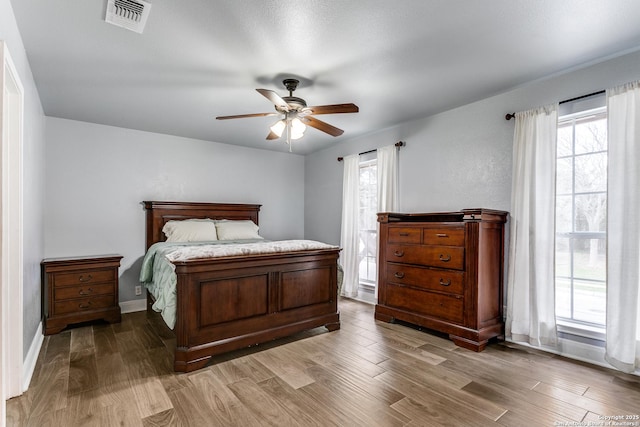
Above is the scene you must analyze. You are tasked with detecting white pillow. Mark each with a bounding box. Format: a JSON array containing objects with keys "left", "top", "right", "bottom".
[
  {"left": 162, "top": 219, "right": 218, "bottom": 242},
  {"left": 215, "top": 220, "right": 263, "bottom": 240}
]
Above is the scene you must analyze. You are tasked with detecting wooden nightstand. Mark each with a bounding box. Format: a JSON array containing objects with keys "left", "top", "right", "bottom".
[{"left": 42, "top": 254, "right": 123, "bottom": 335}]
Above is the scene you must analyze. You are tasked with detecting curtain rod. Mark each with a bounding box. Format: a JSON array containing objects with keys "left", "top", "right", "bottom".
[
  {"left": 504, "top": 90, "right": 606, "bottom": 120},
  {"left": 337, "top": 141, "right": 404, "bottom": 162}
]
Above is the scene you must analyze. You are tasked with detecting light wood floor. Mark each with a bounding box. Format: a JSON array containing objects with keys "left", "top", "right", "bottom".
[{"left": 7, "top": 298, "right": 640, "bottom": 426}]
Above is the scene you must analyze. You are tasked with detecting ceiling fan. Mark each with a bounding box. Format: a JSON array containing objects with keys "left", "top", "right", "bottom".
[{"left": 216, "top": 78, "right": 359, "bottom": 151}]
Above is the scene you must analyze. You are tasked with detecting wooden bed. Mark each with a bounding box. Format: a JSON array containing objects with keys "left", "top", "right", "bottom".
[{"left": 142, "top": 201, "right": 341, "bottom": 372}]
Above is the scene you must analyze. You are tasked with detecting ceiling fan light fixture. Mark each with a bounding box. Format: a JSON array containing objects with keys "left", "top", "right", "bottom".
[
  {"left": 270, "top": 119, "right": 286, "bottom": 137},
  {"left": 290, "top": 118, "right": 306, "bottom": 140}
]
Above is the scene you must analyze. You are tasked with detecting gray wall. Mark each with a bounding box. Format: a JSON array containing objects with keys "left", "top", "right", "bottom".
[
  {"left": 1, "top": 0, "right": 47, "bottom": 358},
  {"left": 44, "top": 118, "right": 305, "bottom": 302},
  {"left": 304, "top": 48, "right": 640, "bottom": 245}
]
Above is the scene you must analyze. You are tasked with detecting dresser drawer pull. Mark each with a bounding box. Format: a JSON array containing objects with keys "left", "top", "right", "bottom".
[
  {"left": 78, "top": 288, "right": 93, "bottom": 296},
  {"left": 78, "top": 302, "right": 92, "bottom": 310},
  {"left": 439, "top": 254, "right": 451, "bottom": 262},
  {"left": 393, "top": 250, "right": 404, "bottom": 257},
  {"left": 436, "top": 233, "right": 449, "bottom": 237},
  {"left": 78, "top": 274, "right": 93, "bottom": 283},
  {"left": 399, "top": 232, "right": 410, "bottom": 236},
  {"left": 439, "top": 279, "right": 451, "bottom": 286},
  {"left": 394, "top": 272, "right": 405, "bottom": 279}
]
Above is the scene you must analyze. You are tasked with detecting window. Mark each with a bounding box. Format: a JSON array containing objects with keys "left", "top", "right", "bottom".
[
  {"left": 555, "top": 104, "right": 607, "bottom": 328},
  {"left": 358, "top": 158, "right": 377, "bottom": 291}
]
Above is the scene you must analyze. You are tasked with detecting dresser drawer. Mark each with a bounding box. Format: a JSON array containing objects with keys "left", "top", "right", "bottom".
[
  {"left": 386, "top": 284, "right": 464, "bottom": 324},
  {"left": 423, "top": 227, "right": 465, "bottom": 246},
  {"left": 388, "top": 227, "right": 422, "bottom": 244},
  {"left": 386, "top": 263, "right": 464, "bottom": 295},
  {"left": 53, "top": 269, "right": 116, "bottom": 287},
  {"left": 54, "top": 295, "right": 116, "bottom": 315},
  {"left": 54, "top": 282, "right": 115, "bottom": 301},
  {"left": 386, "top": 244, "right": 464, "bottom": 270}
]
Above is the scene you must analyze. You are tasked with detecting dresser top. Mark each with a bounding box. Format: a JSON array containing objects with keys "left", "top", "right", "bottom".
[{"left": 378, "top": 208, "right": 508, "bottom": 223}]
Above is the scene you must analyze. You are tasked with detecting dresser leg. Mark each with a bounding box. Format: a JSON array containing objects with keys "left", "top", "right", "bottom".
[{"left": 449, "top": 334, "right": 488, "bottom": 352}]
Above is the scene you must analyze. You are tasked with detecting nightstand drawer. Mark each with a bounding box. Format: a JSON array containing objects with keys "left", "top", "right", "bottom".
[
  {"left": 54, "top": 295, "right": 115, "bottom": 315},
  {"left": 54, "top": 283, "right": 115, "bottom": 301},
  {"left": 54, "top": 269, "right": 116, "bottom": 287}
]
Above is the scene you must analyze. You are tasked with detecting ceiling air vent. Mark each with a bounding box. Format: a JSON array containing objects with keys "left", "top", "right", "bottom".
[{"left": 105, "top": 0, "right": 152, "bottom": 34}]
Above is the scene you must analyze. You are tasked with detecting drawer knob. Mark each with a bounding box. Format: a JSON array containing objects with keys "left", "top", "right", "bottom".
[
  {"left": 78, "top": 274, "right": 93, "bottom": 283},
  {"left": 78, "top": 288, "right": 94, "bottom": 296},
  {"left": 436, "top": 233, "right": 449, "bottom": 238},
  {"left": 394, "top": 272, "right": 405, "bottom": 279},
  {"left": 439, "top": 279, "right": 451, "bottom": 286},
  {"left": 393, "top": 250, "right": 404, "bottom": 257},
  {"left": 399, "top": 232, "right": 409, "bottom": 236},
  {"left": 439, "top": 254, "right": 451, "bottom": 262},
  {"left": 78, "top": 302, "right": 92, "bottom": 310}
]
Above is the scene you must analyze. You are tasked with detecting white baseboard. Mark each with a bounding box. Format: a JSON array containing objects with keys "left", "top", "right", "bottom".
[
  {"left": 119, "top": 298, "right": 146, "bottom": 313},
  {"left": 22, "top": 322, "right": 44, "bottom": 393}
]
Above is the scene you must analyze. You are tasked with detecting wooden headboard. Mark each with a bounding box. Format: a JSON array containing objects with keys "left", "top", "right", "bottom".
[{"left": 142, "top": 201, "right": 261, "bottom": 249}]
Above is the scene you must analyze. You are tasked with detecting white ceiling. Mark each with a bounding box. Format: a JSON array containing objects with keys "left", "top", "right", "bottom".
[{"left": 10, "top": 0, "right": 640, "bottom": 154}]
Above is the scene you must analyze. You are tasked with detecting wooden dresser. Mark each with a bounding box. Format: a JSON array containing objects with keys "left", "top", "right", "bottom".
[
  {"left": 375, "top": 209, "right": 508, "bottom": 351},
  {"left": 42, "top": 255, "right": 123, "bottom": 335}
]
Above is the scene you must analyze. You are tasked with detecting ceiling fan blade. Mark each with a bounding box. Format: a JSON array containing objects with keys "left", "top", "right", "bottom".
[
  {"left": 216, "top": 112, "right": 279, "bottom": 120},
  {"left": 266, "top": 130, "right": 281, "bottom": 140},
  {"left": 256, "top": 89, "right": 290, "bottom": 111},
  {"left": 305, "top": 103, "right": 359, "bottom": 115},
  {"left": 302, "top": 116, "right": 344, "bottom": 137}
]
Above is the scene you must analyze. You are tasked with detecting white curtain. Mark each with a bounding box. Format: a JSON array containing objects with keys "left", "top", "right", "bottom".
[
  {"left": 340, "top": 154, "right": 360, "bottom": 297},
  {"left": 376, "top": 145, "right": 400, "bottom": 298},
  {"left": 377, "top": 145, "right": 399, "bottom": 212},
  {"left": 506, "top": 104, "right": 559, "bottom": 347},
  {"left": 605, "top": 81, "right": 640, "bottom": 373}
]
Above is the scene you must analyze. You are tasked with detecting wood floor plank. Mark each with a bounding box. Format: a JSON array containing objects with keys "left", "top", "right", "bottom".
[
  {"left": 95, "top": 352, "right": 139, "bottom": 410},
  {"left": 168, "top": 385, "right": 221, "bottom": 427},
  {"left": 377, "top": 371, "right": 499, "bottom": 427},
  {"left": 141, "top": 408, "right": 179, "bottom": 427},
  {"left": 462, "top": 380, "right": 585, "bottom": 424},
  {"left": 532, "top": 381, "right": 633, "bottom": 416},
  {"left": 92, "top": 323, "right": 120, "bottom": 356},
  {"left": 377, "top": 370, "right": 507, "bottom": 422},
  {"left": 70, "top": 325, "right": 95, "bottom": 354},
  {"left": 227, "top": 377, "right": 301, "bottom": 426},
  {"left": 129, "top": 377, "right": 174, "bottom": 419},
  {"left": 68, "top": 348, "right": 100, "bottom": 396},
  {"left": 187, "top": 367, "right": 267, "bottom": 427},
  {"left": 205, "top": 355, "right": 274, "bottom": 386},
  {"left": 250, "top": 346, "right": 317, "bottom": 389}
]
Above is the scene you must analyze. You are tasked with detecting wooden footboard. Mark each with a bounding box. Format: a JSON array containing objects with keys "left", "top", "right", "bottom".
[{"left": 170, "top": 249, "right": 340, "bottom": 372}]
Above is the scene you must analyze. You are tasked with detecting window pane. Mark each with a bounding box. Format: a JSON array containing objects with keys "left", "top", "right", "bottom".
[
  {"left": 571, "top": 278, "right": 606, "bottom": 325},
  {"left": 574, "top": 116, "right": 607, "bottom": 154},
  {"left": 574, "top": 152, "right": 607, "bottom": 193},
  {"left": 555, "top": 195, "right": 572, "bottom": 233},
  {"left": 556, "top": 158, "right": 573, "bottom": 195},
  {"left": 573, "top": 238, "right": 606, "bottom": 281},
  {"left": 574, "top": 193, "right": 606, "bottom": 232},
  {"left": 555, "top": 237, "right": 571, "bottom": 278},
  {"left": 557, "top": 123, "right": 573, "bottom": 157}
]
